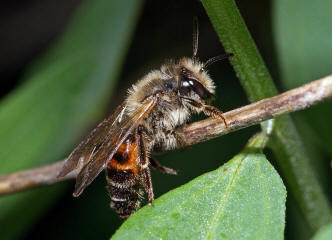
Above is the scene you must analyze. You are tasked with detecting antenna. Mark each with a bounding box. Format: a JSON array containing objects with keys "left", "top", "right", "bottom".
[
  {"left": 192, "top": 17, "right": 199, "bottom": 62},
  {"left": 203, "top": 53, "right": 234, "bottom": 69}
]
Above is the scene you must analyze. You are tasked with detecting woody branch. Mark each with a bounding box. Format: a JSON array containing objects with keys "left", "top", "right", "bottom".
[{"left": 0, "top": 74, "right": 332, "bottom": 196}]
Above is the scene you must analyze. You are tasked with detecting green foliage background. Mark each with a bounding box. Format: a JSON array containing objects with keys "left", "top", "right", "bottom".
[{"left": 0, "top": 0, "right": 331, "bottom": 239}]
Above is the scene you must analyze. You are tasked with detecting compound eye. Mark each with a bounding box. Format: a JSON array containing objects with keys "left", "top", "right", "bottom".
[
  {"left": 179, "top": 67, "right": 214, "bottom": 100},
  {"left": 179, "top": 68, "right": 193, "bottom": 94},
  {"left": 179, "top": 79, "right": 193, "bottom": 95},
  {"left": 180, "top": 79, "right": 213, "bottom": 101}
]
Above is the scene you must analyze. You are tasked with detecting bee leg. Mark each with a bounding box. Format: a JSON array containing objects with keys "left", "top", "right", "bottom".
[
  {"left": 137, "top": 125, "right": 154, "bottom": 204},
  {"left": 149, "top": 157, "right": 178, "bottom": 175},
  {"left": 181, "top": 97, "right": 228, "bottom": 128},
  {"left": 173, "top": 131, "right": 188, "bottom": 149}
]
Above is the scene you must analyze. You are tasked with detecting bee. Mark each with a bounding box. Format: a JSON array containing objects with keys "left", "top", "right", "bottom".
[{"left": 58, "top": 19, "right": 233, "bottom": 219}]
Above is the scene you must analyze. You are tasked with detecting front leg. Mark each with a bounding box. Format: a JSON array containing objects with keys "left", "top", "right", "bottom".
[
  {"left": 137, "top": 125, "right": 154, "bottom": 204},
  {"left": 181, "top": 97, "right": 228, "bottom": 127}
]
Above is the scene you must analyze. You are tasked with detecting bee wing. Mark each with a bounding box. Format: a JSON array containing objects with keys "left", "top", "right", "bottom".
[
  {"left": 58, "top": 103, "right": 127, "bottom": 178},
  {"left": 73, "top": 96, "right": 157, "bottom": 197}
]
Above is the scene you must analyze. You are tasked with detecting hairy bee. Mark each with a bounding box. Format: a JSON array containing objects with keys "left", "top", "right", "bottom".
[{"left": 58, "top": 20, "right": 232, "bottom": 219}]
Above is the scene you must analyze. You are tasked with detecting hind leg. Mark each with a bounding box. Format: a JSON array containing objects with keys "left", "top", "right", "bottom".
[{"left": 149, "top": 157, "right": 178, "bottom": 175}]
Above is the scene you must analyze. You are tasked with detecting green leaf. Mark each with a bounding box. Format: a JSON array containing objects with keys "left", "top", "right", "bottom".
[
  {"left": 312, "top": 222, "right": 332, "bottom": 240},
  {"left": 0, "top": 0, "right": 142, "bottom": 239},
  {"left": 273, "top": 0, "right": 332, "bottom": 155},
  {"left": 112, "top": 146, "right": 286, "bottom": 240}
]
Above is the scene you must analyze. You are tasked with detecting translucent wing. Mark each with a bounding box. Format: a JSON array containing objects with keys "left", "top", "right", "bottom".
[
  {"left": 73, "top": 96, "right": 157, "bottom": 197},
  {"left": 58, "top": 103, "right": 126, "bottom": 178}
]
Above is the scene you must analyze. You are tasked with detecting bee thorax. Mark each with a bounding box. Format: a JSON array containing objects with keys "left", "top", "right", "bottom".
[{"left": 142, "top": 102, "right": 191, "bottom": 152}]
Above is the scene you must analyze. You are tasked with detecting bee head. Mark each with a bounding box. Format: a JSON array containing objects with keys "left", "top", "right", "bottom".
[{"left": 176, "top": 50, "right": 233, "bottom": 103}]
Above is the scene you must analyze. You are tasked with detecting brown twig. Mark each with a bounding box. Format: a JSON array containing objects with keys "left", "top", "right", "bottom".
[{"left": 1, "top": 74, "right": 332, "bottom": 196}]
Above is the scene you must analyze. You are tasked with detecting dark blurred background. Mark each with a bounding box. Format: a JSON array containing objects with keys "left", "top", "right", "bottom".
[{"left": 0, "top": 0, "right": 331, "bottom": 239}]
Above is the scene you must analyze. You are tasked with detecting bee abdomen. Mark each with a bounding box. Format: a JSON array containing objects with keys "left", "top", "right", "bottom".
[
  {"left": 106, "top": 168, "right": 141, "bottom": 219},
  {"left": 108, "top": 185, "right": 141, "bottom": 219}
]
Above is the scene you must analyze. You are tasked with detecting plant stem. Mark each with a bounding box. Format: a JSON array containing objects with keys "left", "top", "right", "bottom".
[{"left": 201, "top": 0, "right": 332, "bottom": 231}]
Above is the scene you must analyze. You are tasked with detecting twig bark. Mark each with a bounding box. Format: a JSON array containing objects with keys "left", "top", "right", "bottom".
[{"left": 0, "top": 74, "right": 332, "bottom": 196}]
